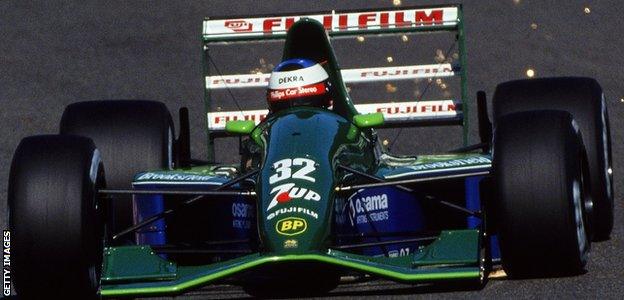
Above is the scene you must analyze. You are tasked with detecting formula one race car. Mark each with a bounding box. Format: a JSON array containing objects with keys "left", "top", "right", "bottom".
[{"left": 8, "top": 4, "right": 613, "bottom": 299}]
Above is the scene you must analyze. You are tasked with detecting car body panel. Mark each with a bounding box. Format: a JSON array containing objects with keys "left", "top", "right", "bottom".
[{"left": 100, "top": 230, "right": 481, "bottom": 297}]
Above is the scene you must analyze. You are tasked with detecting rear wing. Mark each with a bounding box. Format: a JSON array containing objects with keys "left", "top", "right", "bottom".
[
  {"left": 203, "top": 5, "right": 467, "bottom": 160},
  {"left": 203, "top": 6, "right": 459, "bottom": 41}
]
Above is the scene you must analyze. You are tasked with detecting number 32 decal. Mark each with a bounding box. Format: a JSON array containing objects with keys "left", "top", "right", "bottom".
[{"left": 269, "top": 158, "right": 316, "bottom": 184}]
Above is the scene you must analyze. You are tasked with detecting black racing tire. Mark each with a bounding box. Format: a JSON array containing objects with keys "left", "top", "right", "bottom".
[
  {"left": 493, "top": 77, "right": 613, "bottom": 240},
  {"left": 8, "top": 135, "right": 106, "bottom": 299},
  {"left": 492, "top": 110, "right": 591, "bottom": 278},
  {"left": 60, "top": 100, "right": 174, "bottom": 242}
]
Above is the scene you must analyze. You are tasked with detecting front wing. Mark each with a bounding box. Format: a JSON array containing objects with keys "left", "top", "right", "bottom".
[{"left": 100, "top": 230, "right": 482, "bottom": 297}]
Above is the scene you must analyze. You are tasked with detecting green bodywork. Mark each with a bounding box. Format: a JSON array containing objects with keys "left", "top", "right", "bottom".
[
  {"left": 353, "top": 112, "right": 385, "bottom": 128},
  {"left": 225, "top": 120, "right": 256, "bottom": 135},
  {"left": 100, "top": 5, "right": 490, "bottom": 297},
  {"left": 100, "top": 230, "right": 482, "bottom": 297},
  {"left": 102, "top": 104, "right": 490, "bottom": 296},
  {"left": 254, "top": 107, "right": 376, "bottom": 252}
]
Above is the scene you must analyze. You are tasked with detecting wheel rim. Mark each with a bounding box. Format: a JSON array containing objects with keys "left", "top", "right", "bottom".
[
  {"left": 89, "top": 151, "right": 106, "bottom": 294},
  {"left": 572, "top": 178, "right": 587, "bottom": 256},
  {"left": 601, "top": 94, "right": 613, "bottom": 201}
]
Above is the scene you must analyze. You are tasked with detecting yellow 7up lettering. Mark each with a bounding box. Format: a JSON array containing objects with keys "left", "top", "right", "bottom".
[{"left": 269, "top": 158, "right": 316, "bottom": 184}]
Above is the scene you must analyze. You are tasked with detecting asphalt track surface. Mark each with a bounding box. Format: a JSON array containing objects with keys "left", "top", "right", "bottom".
[{"left": 1, "top": 0, "right": 623, "bottom": 299}]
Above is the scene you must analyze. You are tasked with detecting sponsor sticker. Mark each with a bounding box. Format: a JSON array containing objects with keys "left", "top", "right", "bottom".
[
  {"left": 283, "top": 239, "right": 299, "bottom": 249},
  {"left": 276, "top": 217, "right": 307, "bottom": 236},
  {"left": 267, "top": 158, "right": 320, "bottom": 211},
  {"left": 267, "top": 206, "right": 318, "bottom": 220},
  {"left": 203, "top": 7, "right": 459, "bottom": 40},
  {"left": 206, "top": 64, "right": 454, "bottom": 89},
  {"left": 206, "top": 100, "right": 458, "bottom": 131},
  {"left": 134, "top": 172, "right": 219, "bottom": 182},
  {"left": 407, "top": 156, "right": 491, "bottom": 172},
  {"left": 268, "top": 82, "right": 326, "bottom": 101},
  {"left": 268, "top": 183, "right": 321, "bottom": 210},
  {"left": 348, "top": 192, "right": 390, "bottom": 225},
  {"left": 232, "top": 202, "right": 254, "bottom": 229},
  {"left": 224, "top": 20, "right": 253, "bottom": 32},
  {"left": 388, "top": 247, "right": 411, "bottom": 258}
]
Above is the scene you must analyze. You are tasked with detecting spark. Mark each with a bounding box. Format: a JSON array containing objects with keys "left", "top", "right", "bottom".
[
  {"left": 513, "top": 0, "right": 521, "bottom": 4},
  {"left": 531, "top": 23, "right": 538, "bottom": 30},
  {"left": 526, "top": 68, "right": 535, "bottom": 78},
  {"left": 382, "top": 139, "right": 390, "bottom": 146},
  {"left": 620, "top": 98, "right": 624, "bottom": 103},
  {"left": 393, "top": 0, "right": 402, "bottom": 6},
  {"left": 608, "top": 168, "right": 613, "bottom": 175},
  {"left": 434, "top": 49, "right": 445, "bottom": 63},
  {"left": 385, "top": 83, "right": 397, "bottom": 93},
  {"left": 401, "top": 35, "right": 409, "bottom": 42},
  {"left": 386, "top": 56, "right": 394, "bottom": 63},
  {"left": 357, "top": 36, "right": 365, "bottom": 42},
  {"left": 584, "top": 7, "right": 591, "bottom": 14}
]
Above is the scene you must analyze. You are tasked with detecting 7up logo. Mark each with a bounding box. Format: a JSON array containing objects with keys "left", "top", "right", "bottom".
[{"left": 267, "top": 158, "right": 320, "bottom": 211}]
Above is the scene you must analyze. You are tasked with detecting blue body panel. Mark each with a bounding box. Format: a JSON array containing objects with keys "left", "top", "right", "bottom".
[
  {"left": 131, "top": 182, "right": 255, "bottom": 252},
  {"left": 335, "top": 187, "right": 426, "bottom": 257},
  {"left": 130, "top": 174, "right": 498, "bottom": 260},
  {"left": 133, "top": 185, "right": 167, "bottom": 246},
  {"left": 464, "top": 176, "right": 500, "bottom": 260}
]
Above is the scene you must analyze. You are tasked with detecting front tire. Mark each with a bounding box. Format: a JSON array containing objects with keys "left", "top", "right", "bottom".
[
  {"left": 9, "top": 135, "right": 106, "bottom": 299},
  {"left": 493, "top": 110, "right": 591, "bottom": 278}
]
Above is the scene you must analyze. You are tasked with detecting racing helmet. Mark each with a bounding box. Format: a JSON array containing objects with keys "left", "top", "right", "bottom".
[{"left": 267, "top": 58, "right": 332, "bottom": 112}]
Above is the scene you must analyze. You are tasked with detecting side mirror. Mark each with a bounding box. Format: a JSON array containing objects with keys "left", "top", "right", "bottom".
[
  {"left": 353, "top": 112, "right": 384, "bottom": 128},
  {"left": 225, "top": 120, "right": 256, "bottom": 135}
]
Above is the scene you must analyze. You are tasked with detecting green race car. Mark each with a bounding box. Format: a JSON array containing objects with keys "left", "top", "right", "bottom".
[{"left": 8, "top": 4, "right": 613, "bottom": 298}]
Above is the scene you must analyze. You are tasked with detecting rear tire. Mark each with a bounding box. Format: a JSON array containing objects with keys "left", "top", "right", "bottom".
[
  {"left": 493, "top": 77, "right": 613, "bottom": 240},
  {"left": 9, "top": 135, "right": 105, "bottom": 299},
  {"left": 493, "top": 110, "right": 591, "bottom": 278},
  {"left": 60, "top": 100, "right": 173, "bottom": 242}
]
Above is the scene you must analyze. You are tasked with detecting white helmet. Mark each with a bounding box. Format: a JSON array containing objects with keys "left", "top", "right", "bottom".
[{"left": 267, "top": 58, "right": 332, "bottom": 112}]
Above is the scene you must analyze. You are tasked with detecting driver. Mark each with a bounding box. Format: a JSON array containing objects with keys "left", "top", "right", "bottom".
[{"left": 266, "top": 58, "right": 332, "bottom": 112}]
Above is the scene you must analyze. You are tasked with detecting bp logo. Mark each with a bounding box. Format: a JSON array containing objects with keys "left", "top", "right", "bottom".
[{"left": 276, "top": 217, "right": 307, "bottom": 236}]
